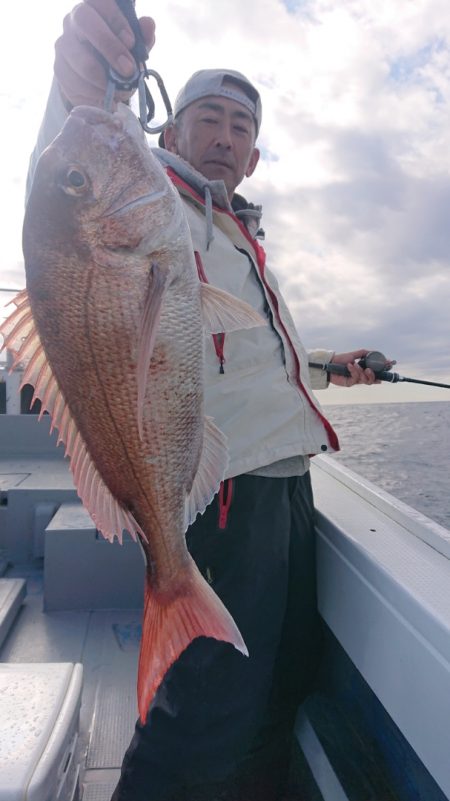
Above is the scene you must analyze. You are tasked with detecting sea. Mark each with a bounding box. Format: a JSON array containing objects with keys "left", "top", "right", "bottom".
[{"left": 322, "top": 401, "right": 450, "bottom": 532}]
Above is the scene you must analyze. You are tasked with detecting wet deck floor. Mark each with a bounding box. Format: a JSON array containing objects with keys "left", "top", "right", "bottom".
[{"left": 1, "top": 564, "right": 141, "bottom": 800}]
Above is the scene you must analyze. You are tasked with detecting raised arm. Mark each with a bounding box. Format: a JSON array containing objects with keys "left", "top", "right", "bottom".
[
  {"left": 26, "top": 0, "right": 155, "bottom": 198},
  {"left": 54, "top": 0, "right": 155, "bottom": 109}
]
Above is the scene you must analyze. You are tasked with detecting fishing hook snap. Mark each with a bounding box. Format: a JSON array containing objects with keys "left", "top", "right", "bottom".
[
  {"left": 137, "top": 68, "right": 173, "bottom": 134},
  {"left": 104, "top": 65, "right": 173, "bottom": 134},
  {"left": 103, "top": 0, "right": 173, "bottom": 135}
]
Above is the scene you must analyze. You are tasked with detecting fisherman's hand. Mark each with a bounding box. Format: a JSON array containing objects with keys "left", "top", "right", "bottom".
[
  {"left": 329, "top": 350, "right": 395, "bottom": 387},
  {"left": 54, "top": 0, "right": 155, "bottom": 109}
]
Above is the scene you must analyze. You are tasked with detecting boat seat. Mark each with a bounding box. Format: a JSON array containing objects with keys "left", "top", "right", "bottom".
[
  {"left": 0, "top": 662, "right": 83, "bottom": 801},
  {"left": 0, "top": 578, "right": 26, "bottom": 649},
  {"left": 44, "top": 502, "right": 144, "bottom": 611}
]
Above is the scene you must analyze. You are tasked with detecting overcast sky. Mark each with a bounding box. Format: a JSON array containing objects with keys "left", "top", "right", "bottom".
[{"left": 1, "top": 0, "right": 449, "bottom": 403}]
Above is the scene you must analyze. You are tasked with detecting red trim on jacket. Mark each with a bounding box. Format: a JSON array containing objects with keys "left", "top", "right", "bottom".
[
  {"left": 195, "top": 250, "right": 226, "bottom": 373},
  {"left": 255, "top": 262, "right": 340, "bottom": 452},
  {"left": 167, "top": 167, "right": 267, "bottom": 266},
  {"left": 218, "top": 479, "right": 233, "bottom": 530},
  {"left": 168, "top": 168, "right": 339, "bottom": 452},
  {"left": 194, "top": 249, "right": 208, "bottom": 282}
]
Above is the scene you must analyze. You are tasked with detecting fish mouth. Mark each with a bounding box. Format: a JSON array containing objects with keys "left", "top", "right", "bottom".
[{"left": 103, "top": 187, "right": 168, "bottom": 217}]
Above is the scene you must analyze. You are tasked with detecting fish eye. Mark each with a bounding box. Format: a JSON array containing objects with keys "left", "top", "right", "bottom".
[
  {"left": 68, "top": 169, "right": 85, "bottom": 187},
  {"left": 60, "top": 166, "right": 89, "bottom": 195}
]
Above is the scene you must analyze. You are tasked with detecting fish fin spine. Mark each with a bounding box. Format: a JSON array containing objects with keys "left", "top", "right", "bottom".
[
  {"left": 0, "top": 289, "right": 144, "bottom": 544},
  {"left": 0, "top": 289, "right": 35, "bottom": 368},
  {"left": 137, "top": 559, "right": 248, "bottom": 724}
]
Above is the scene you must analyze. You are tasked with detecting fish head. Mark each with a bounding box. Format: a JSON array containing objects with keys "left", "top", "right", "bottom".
[{"left": 24, "top": 104, "right": 188, "bottom": 283}]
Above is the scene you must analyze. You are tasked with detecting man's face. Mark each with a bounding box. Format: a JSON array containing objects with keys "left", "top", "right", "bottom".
[{"left": 164, "top": 92, "right": 260, "bottom": 198}]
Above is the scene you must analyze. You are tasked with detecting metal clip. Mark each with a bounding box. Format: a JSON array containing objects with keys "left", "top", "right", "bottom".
[
  {"left": 104, "top": 65, "right": 173, "bottom": 135},
  {"left": 137, "top": 68, "right": 173, "bottom": 134},
  {"left": 104, "top": 64, "right": 140, "bottom": 113},
  {"left": 103, "top": 0, "right": 173, "bottom": 135}
]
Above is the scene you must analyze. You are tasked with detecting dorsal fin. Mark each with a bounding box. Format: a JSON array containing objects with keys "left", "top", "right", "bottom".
[{"left": 0, "top": 290, "right": 144, "bottom": 544}]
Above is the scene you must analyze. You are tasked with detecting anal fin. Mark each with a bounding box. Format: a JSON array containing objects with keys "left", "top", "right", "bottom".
[{"left": 185, "top": 415, "right": 228, "bottom": 530}]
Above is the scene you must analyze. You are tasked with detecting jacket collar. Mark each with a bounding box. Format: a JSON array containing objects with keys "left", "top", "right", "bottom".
[{"left": 153, "top": 147, "right": 263, "bottom": 239}]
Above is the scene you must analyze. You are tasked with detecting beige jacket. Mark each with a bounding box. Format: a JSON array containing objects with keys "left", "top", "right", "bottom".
[{"left": 161, "top": 163, "right": 339, "bottom": 479}]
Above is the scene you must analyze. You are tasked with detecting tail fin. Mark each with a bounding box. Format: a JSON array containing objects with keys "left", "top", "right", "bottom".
[{"left": 137, "top": 558, "right": 248, "bottom": 723}]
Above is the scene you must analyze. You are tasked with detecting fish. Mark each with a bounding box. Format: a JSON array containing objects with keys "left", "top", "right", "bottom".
[{"left": 0, "top": 104, "right": 265, "bottom": 723}]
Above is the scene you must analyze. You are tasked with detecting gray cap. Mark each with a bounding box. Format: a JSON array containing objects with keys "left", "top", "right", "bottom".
[{"left": 173, "top": 68, "right": 262, "bottom": 135}]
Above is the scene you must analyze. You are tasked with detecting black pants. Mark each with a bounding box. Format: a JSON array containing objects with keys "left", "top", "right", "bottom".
[{"left": 111, "top": 472, "right": 322, "bottom": 801}]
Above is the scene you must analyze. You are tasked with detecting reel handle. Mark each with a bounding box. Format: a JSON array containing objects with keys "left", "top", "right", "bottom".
[{"left": 308, "top": 351, "right": 392, "bottom": 378}]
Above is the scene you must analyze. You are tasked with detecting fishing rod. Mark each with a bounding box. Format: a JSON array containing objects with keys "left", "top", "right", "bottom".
[{"left": 309, "top": 351, "right": 450, "bottom": 390}]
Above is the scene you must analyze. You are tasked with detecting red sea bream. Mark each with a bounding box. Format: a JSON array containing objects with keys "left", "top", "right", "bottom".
[{"left": 0, "top": 104, "right": 264, "bottom": 723}]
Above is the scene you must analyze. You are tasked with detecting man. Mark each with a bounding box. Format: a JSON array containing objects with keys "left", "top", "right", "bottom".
[{"left": 29, "top": 3, "right": 385, "bottom": 799}]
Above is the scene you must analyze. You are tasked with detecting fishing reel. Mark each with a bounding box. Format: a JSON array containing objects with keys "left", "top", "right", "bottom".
[
  {"left": 357, "top": 351, "right": 393, "bottom": 376},
  {"left": 309, "top": 351, "right": 450, "bottom": 389}
]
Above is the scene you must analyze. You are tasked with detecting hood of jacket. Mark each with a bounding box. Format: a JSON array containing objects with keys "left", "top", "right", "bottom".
[{"left": 153, "top": 147, "right": 264, "bottom": 246}]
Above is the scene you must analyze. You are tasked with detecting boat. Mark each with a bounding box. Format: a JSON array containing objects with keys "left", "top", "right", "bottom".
[{"left": 1, "top": 360, "right": 449, "bottom": 801}]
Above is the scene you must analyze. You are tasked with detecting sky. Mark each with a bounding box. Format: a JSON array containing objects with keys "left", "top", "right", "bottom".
[{"left": 1, "top": 0, "right": 450, "bottom": 404}]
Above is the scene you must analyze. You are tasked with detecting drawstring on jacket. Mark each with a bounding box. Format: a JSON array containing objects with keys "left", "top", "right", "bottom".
[
  {"left": 218, "top": 479, "right": 233, "bottom": 530},
  {"left": 204, "top": 479, "right": 233, "bottom": 583},
  {"left": 213, "top": 334, "right": 225, "bottom": 374},
  {"left": 195, "top": 251, "right": 226, "bottom": 374},
  {"left": 204, "top": 186, "right": 214, "bottom": 251}
]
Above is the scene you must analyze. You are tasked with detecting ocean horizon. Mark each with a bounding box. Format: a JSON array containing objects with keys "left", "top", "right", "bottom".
[{"left": 323, "top": 400, "right": 450, "bottom": 532}]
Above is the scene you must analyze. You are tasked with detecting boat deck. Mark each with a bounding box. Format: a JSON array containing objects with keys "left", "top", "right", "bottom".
[{"left": 1, "top": 563, "right": 140, "bottom": 800}]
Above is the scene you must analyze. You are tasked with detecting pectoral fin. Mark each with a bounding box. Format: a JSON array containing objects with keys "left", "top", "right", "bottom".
[
  {"left": 137, "top": 262, "right": 169, "bottom": 440},
  {"left": 200, "top": 283, "right": 265, "bottom": 334}
]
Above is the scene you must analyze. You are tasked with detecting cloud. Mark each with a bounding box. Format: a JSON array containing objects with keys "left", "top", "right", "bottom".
[
  {"left": 239, "top": 1, "right": 450, "bottom": 378},
  {"left": 1, "top": 0, "right": 449, "bottom": 391}
]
